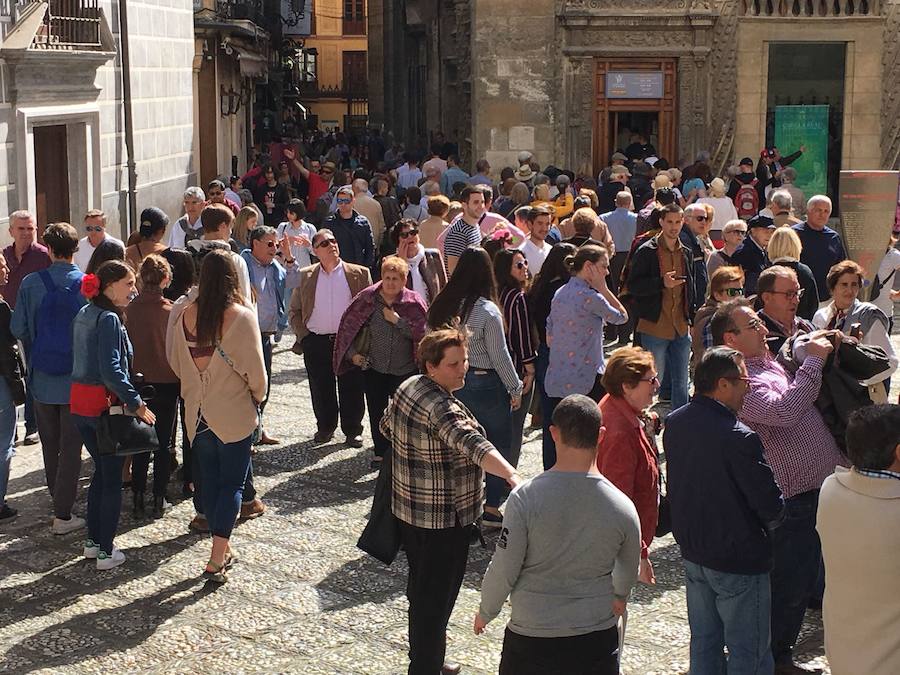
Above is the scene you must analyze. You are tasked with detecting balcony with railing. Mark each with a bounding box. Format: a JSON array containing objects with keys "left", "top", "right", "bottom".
[
  {"left": 8, "top": 0, "right": 103, "bottom": 50},
  {"left": 292, "top": 78, "right": 367, "bottom": 99},
  {"left": 740, "top": 0, "right": 880, "bottom": 17}
]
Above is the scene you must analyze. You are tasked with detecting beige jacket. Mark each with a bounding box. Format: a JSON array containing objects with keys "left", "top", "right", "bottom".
[
  {"left": 167, "top": 303, "right": 267, "bottom": 443},
  {"left": 817, "top": 467, "right": 900, "bottom": 675},
  {"left": 353, "top": 193, "right": 387, "bottom": 248}
]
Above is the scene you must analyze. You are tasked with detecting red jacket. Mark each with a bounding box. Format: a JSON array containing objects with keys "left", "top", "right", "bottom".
[{"left": 597, "top": 394, "right": 659, "bottom": 558}]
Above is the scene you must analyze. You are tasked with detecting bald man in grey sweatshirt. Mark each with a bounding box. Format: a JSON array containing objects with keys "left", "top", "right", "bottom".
[{"left": 475, "top": 394, "right": 641, "bottom": 675}]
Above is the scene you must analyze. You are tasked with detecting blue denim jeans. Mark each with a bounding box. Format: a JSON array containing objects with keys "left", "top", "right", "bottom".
[
  {"left": 73, "top": 415, "right": 124, "bottom": 555},
  {"left": 535, "top": 344, "right": 557, "bottom": 471},
  {"left": 640, "top": 332, "right": 691, "bottom": 411},
  {"left": 770, "top": 490, "right": 821, "bottom": 665},
  {"left": 0, "top": 379, "right": 17, "bottom": 506},
  {"left": 684, "top": 560, "right": 774, "bottom": 675},
  {"left": 191, "top": 421, "right": 252, "bottom": 539},
  {"left": 454, "top": 370, "right": 512, "bottom": 509}
]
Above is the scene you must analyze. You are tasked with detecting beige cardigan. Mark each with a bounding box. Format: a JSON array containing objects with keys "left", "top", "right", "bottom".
[
  {"left": 167, "top": 302, "right": 267, "bottom": 443},
  {"left": 816, "top": 467, "right": 900, "bottom": 675}
]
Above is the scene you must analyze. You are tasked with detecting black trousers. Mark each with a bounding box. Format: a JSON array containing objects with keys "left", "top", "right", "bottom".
[
  {"left": 400, "top": 520, "right": 470, "bottom": 675},
  {"left": 364, "top": 369, "right": 414, "bottom": 457},
  {"left": 499, "top": 626, "right": 620, "bottom": 675},
  {"left": 132, "top": 382, "right": 179, "bottom": 497},
  {"left": 303, "top": 333, "right": 364, "bottom": 436}
]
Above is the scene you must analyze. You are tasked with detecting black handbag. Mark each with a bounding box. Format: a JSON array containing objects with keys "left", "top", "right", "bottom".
[
  {"left": 655, "top": 468, "right": 672, "bottom": 538},
  {"left": 97, "top": 406, "right": 160, "bottom": 457},
  {"left": 357, "top": 450, "right": 401, "bottom": 565}
]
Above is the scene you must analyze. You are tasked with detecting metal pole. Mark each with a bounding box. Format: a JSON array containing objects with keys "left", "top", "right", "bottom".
[{"left": 118, "top": 0, "right": 138, "bottom": 234}]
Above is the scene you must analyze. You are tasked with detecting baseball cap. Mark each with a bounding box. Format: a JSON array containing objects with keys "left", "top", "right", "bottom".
[
  {"left": 739, "top": 157, "right": 754, "bottom": 167},
  {"left": 748, "top": 214, "right": 776, "bottom": 230}
]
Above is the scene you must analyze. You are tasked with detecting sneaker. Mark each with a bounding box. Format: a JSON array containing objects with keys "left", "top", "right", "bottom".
[
  {"left": 238, "top": 498, "right": 266, "bottom": 521},
  {"left": 23, "top": 431, "right": 39, "bottom": 445},
  {"left": 83, "top": 539, "right": 100, "bottom": 559},
  {"left": 0, "top": 504, "right": 18, "bottom": 520},
  {"left": 482, "top": 511, "right": 503, "bottom": 529},
  {"left": 51, "top": 515, "right": 86, "bottom": 535},
  {"left": 96, "top": 547, "right": 126, "bottom": 570},
  {"left": 189, "top": 514, "right": 209, "bottom": 533}
]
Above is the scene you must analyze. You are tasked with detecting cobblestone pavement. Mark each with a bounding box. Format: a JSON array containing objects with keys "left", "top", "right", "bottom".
[{"left": 2, "top": 332, "right": 898, "bottom": 674}]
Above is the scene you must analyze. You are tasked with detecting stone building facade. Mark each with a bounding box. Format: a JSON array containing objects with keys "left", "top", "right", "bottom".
[
  {"left": 371, "top": 0, "right": 900, "bottom": 185},
  {"left": 0, "top": 0, "right": 195, "bottom": 241}
]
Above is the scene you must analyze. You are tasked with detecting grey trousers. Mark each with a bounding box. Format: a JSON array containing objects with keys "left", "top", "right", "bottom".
[{"left": 34, "top": 401, "right": 83, "bottom": 519}]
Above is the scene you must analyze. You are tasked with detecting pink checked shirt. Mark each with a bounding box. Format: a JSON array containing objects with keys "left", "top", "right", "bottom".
[{"left": 739, "top": 353, "right": 846, "bottom": 499}]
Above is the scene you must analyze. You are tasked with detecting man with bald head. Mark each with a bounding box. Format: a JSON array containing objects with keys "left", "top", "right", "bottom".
[{"left": 351, "top": 179, "right": 385, "bottom": 251}]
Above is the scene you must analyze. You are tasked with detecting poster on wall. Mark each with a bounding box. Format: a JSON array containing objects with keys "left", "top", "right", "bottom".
[
  {"left": 837, "top": 170, "right": 899, "bottom": 300},
  {"left": 774, "top": 105, "right": 828, "bottom": 199}
]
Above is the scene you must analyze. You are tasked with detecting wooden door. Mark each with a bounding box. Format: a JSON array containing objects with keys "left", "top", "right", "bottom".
[
  {"left": 593, "top": 59, "right": 677, "bottom": 176},
  {"left": 342, "top": 50, "right": 367, "bottom": 96},
  {"left": 34, "top": 125, "right": 70, "bottom": 238}
]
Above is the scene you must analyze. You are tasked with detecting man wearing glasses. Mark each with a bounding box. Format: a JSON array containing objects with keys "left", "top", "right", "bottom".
[
  {"left": 731, "top": 213, "right": 775, "bottom": 295},
  {"left": 664, "top": 347, "right": 784, "bottom": 675},
  {"left": 289, "top": 230, "right": 371, "bottom": 446},
  {"left": 74, "top": 209, "right": 124, "bottom": 273},
  {"left": 711, "top": 299, "right": 844, "bottom": 675},
  {"left": 284, "top": 148, "right": 335, "bottom": 216},
  {"left": 757, "top": 266, "right": 814, "bottom": 355},
  {"left": 681, "top": 204, "right": 712, "bottom": 311},
  {"left": 323, "top": 186, "right": 376, "bottom": 271}
]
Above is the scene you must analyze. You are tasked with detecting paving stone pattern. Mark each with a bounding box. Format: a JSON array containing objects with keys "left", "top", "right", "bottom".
[{"left": 4, "top": 332, "right": 898, "bottom": 674}]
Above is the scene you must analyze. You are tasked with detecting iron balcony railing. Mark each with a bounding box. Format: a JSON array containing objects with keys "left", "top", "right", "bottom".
[
  {"left": 28, "top": 0, "right": 102, "bottom": 50},
  {"left": 740, "top": 0, "right": 880, "bottom": 16}
]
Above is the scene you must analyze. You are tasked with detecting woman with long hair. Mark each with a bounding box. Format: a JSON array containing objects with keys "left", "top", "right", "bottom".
[
  {"left": 493, "top": 248, "right": 536, "bottom": 482},
  {"left": 167, "top": 250, "right": 266, "bottom": 583},
  {"left": 123, "top": 254, "right": 180, "bottom": 519},
  {"left": 428, "top": 247, "right": 522, "bottom": 527},
  {"left": 526, "top": 242, "right": 576, "bottom": 449},
  {"left": 70, "top": 260, "right": 156, "bottom": 570},
  {"left": 543, "top": 245, "right": 627, "bottom": 468},
  {"left": 232, "top": 206, "right": 259, "bottom": 252}
]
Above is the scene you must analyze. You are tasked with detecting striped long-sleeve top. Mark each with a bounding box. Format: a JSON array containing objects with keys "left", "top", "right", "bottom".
[
  {"left": 499, "top": 287, "right": 537, "bottom": 377},
  {"left": 464, "top": 296, "right": 523, "bottom": 398}
]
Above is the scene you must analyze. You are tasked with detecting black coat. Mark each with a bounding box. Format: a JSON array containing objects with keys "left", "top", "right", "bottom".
[
  {"left": 627, "top": 235, "right": 695, "bottom": 325},
  {"left": 325, "top": 210, "right": 376, "bottom": 270},
  {"left": 731, "top": 236, "right": 769, "bottom": 296},
  {"left": 598, "top": 180, "right": 627, "bottom": 214},
  {"left": 664, "top": 396, "right": 784, "bottom": 575}
]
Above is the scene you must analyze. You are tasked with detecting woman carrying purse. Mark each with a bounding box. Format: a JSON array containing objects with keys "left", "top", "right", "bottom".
[
  {"left": 167, "top": 250, "right": 267, "bottom": 584},
  {"left": 70, "top": 260, "right": 156, "bottom": 571}
]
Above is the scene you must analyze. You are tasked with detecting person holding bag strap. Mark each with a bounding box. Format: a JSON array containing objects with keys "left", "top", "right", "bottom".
[
  {"left": 70, "top": 260, "right": 155, "bottom": 571},
  {"left": 166, "top": 250, "right": 267, "bottom": 584}
]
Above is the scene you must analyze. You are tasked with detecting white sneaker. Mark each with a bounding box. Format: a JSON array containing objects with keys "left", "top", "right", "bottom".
[
  {"left": 51, "top": 516, "right": 86, "bottom": 535},
  {"left": 96, "top": 547, "right": 126, "bottom": 570},
  {"left": 83, "top": 539, "right": 100, "bottom": 559}
]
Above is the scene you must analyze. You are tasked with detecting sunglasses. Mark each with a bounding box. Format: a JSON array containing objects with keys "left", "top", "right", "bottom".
[
  {"left": 321, "top": 169, "right": 334, "bottom": 175},
  {"left": 85, "top": 226, "right": 104, "bottom": 233},
  {"left": 264, "top": 240, "right": 277, "bottom": 248},
  {"left": 694, "top": 215, "right": 708, "bottom": 222},
  {"left": 730, "top": 229, "right": 748, "bottom": 237},
  {"left": 314, "top": 237, "right": 336, "bottom": 249},
  {"left": 399, "top": 228, "right": 419, "bottom": 239},
  {"left": 515, "top": 260, "right": 528, "bottom": 269},
  {"left": 336, "top": 197, "right": 352, "bottom": 204},
  {"left": 723, "top": 287, "right": 744, "bottom": 297},
  {"left": 640, "top": 375, "right": 660, "bottom": 385}
]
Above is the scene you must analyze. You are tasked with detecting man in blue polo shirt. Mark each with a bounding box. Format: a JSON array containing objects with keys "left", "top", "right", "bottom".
[{"left": 792, "top": 195, "right": 846, "bottom": 302}]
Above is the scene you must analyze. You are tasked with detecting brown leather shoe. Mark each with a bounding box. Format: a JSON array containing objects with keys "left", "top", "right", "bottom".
[
  {"left": 257, "top": 432, "right": 280, "bottom": 446},
  {"left": 441, "top": 662, "right": 462, "bottom": 675},
  {"left": 189, "top": 514, "right": 209, "bottom": 533},
  {"left": 239, "top": 498, "right": 266, "bottom": 520}
]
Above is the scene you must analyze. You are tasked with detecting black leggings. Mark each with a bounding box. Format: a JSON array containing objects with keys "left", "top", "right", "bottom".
[{"left": 132, "top": 382, "right": 179, "bottom": 497}]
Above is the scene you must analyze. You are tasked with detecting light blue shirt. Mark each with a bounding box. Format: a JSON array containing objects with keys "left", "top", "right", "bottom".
[
  {"left": 440, "top": 166, "right": 470, "bottom": 196},
  {"left": 544, "top": 276, "right": 627, "bottom": 398},
  {"left": 243, "top": 253, "right": 301, "bottom": 334},
  {"left": 600, "top": 208, "right": 638, "bottom": 254}
]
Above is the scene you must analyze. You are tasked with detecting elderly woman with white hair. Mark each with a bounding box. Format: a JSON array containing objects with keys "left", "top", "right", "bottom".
[
  {"left": 707, "top": 219, "right": 748, "bottom": 277},
  {"left": 698, "top": 177, "right": 738, "bottom": 236}
]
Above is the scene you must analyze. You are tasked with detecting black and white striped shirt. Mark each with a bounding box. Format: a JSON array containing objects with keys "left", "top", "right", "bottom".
[
  {"left": 464, "top": 297, "right": 523, "bottom": 397},
  {"left": 444, "top": 219, "right": 482, "bottom": 261}
]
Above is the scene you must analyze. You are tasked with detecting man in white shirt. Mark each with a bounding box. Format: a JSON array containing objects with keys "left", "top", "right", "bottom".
[
  {"left": 396, "top": 155, "right": 423, "bottom": 191},
  {"left": 74, "top": 209, "right": 124, "bottom": 272},
  {"left": 518, "top": 206, "right": 553, "bottom": 274},
  {"left": 167, "top": 187, "right": 207, "bottom": 249},
  {"left": 289, "top": 230, "right": 372, "bottom": 445}
]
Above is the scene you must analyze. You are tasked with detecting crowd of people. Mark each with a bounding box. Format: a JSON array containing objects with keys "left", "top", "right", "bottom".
[{"left": 1, "top": 132, "right": 899, "bottom": 675}]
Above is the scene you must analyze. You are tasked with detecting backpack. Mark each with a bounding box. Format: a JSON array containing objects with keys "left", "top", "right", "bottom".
[
  {"left": 869, "top": 268, "right": 896, "bottom": 303},
  {"left": 31, "top": 271, "right": 84, "bottom": 376},
  {"left": 733, "top": 179, "right": 759, "bottom": 218}
]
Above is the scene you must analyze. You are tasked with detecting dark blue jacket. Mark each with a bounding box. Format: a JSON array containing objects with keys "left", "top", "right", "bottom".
[
  {"left": 679, "top": 227, "right": 708, "bottom": 313},
  {"left": 731, "top": 235, "right": 769, "bottom": 296},
  {"left": 791, "top": 222, "right": 847, "bottom": 302},
  {"left": 663, "top": 395, "right": 784, "bottom": 575},
  {"left": 325, "top": 210, "right": 376, "bottom": 271}
]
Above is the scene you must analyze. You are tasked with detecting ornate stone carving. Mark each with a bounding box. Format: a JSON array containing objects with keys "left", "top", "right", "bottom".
[
  {"left": 706, "top": 0, "right": 740, "bottom": 165},
  {"left": 563, "top": 56, "right": 595, "bottom": 170}
]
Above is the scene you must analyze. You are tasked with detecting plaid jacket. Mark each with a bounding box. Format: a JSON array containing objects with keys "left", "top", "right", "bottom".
[{"left": 380, "top": 375, "right": 493, "bottom": 529}]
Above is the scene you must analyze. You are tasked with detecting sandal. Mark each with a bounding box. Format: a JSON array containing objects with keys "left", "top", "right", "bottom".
[
  {"left": 224, "top": 550, "right": 237, "bottom": 570},
  {"left": 202, "top": 560, "right": 228, "bottom": 584}
]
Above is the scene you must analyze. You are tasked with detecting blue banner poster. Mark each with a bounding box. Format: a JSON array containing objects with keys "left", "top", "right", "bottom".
[{"left": 774, "top": 105, "right": 829, "bottom": 198}]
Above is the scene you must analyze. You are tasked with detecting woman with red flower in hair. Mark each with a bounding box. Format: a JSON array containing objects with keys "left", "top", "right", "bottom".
[{"left": 70, "top": 260, "right": 155, "bottom": 571}]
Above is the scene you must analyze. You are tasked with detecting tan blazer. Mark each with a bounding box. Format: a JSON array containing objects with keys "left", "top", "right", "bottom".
[
  {"left": 817, "top": 467, "right": 900, "bottom": 675},
  {"left": 289, "top": 260, "right": 372, "bottom": 354}
]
